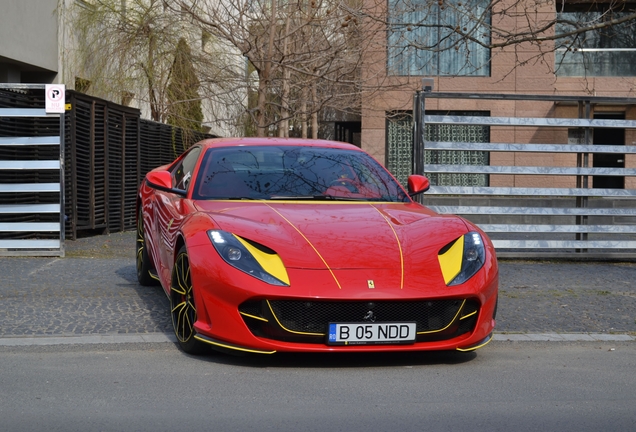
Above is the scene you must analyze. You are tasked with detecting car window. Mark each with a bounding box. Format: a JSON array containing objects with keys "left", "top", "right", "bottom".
[
  {"left": 172, "top": 147, "right": 202, "bottom": 191},
  {"left": 193, "top": 146, "right": 409, "bottom": 202}
]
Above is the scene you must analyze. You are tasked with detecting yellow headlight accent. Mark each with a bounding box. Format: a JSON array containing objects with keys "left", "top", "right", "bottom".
[
  {"left": 438, "top": 236, "right": 464, "bottom": 285},
  {"left": 234, "top": 236, "right": 290, "bottom": 286}
]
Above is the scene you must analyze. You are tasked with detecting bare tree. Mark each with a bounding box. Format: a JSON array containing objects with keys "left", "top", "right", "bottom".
[
  {"left": 69, "top": 0, "right": 180, "bottom": 120},
  {"left": 67, "top": 0, "right": 636, "bottom": 141},
  {"left": 172, "top": 0, "right": 371, "bottom": 138},
  {"left": 65, "top": 0, "right": 244, "bottom": 136}
]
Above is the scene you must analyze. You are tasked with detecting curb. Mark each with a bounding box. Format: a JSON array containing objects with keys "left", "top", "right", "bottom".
[
  {"left": 493, "top": 333, "right": 635, "bottom": 342},
  {"left": 0, "top": 332, "right": 633, "bottom": 347},
  {"left": 0, "top": 333, "right": 177, "bottom": 346}
]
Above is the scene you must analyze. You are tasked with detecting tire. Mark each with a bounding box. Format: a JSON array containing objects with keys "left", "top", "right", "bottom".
[
  {"left": 136, "top": 208, "right": 158, "bottom": 286},
  {"left": 170, "top": 246, "right": 206, "bottom": 355}
]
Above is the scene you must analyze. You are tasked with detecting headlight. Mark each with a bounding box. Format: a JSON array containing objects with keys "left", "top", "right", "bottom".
[
  {"left": 208, "top": 230, "right": 290, "bottom": 286},
  {"left": 438, "top": 232, "right": 486, "bottom": 286}
]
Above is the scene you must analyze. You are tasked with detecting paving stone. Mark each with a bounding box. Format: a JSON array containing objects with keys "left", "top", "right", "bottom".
[{"left": 1, "top": 231, "right": 635, "bottom": 338}]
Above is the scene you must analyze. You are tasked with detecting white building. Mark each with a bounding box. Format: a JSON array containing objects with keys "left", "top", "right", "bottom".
[
  {"left": 0, "top": 1, "right": 61, "bottom": 83},
  {"left": 0, "top": 0, "right": 244, "bottom": 138}
]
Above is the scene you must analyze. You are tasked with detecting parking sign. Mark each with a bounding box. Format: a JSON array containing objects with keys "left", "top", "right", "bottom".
[{"left": 45, "top": 84, "right": 65, "bottom": 114}]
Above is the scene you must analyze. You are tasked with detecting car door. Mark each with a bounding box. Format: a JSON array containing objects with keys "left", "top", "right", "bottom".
[{"left": 155, "top": 146, "right": 202, "bottom": 282}]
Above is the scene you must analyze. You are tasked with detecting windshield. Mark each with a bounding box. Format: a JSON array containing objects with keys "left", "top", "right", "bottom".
[{"left": 192, "top": 145, "right": 409, "bottom": 202}]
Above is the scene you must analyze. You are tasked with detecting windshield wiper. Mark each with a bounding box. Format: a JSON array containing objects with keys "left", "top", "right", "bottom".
[
  {"left": 222, "top": 196, "right": 259, "bottom": 200},
  {"left": 270, "top": 195, "right": 329, "bottom": 200},
  {"left": 269, "top": 195, "right": 367, "bottom": 201}
]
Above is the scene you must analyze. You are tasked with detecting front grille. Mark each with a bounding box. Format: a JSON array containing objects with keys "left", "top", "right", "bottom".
[{"left": 239, "top": 298, "right": 480, "bottom": 344}]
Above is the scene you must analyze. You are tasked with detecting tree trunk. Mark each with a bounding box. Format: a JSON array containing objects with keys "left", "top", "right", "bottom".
[
  {"left": 257, "top": 0, "right": 278, "bottom": 137},
  {"left": 301, "top": 86, "right": 308, "bottom": 139},
  {"left": 146, "top": 32, "right": 160, "bottom": 122},
  {"left": 278, "top": 13, "right": 292, "bottom": 138},
  {"left": 311, "top": 84, "right": 318, "bottom": 139}
]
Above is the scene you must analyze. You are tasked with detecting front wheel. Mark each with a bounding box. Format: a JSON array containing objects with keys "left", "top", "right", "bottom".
[
  {"left": 136, "top": 208, "right": 158, "bottom": 286},
  {"left": 170, "top": 246, "right": 206, "bottom": 355}
]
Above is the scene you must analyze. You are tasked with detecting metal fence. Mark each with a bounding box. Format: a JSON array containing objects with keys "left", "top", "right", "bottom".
[
  {"left": 0, "top": 87, "right": 211, "bottom": 255},
  {"left": 65, "top": 91, "right": 210, "bottom": 240},
  {"left": 0, "top": 85, "right": 64, "bottom": 256},
  {"left": 65, "top": 91, "right": 141, "bottom": 239},
  {"left": 413, "top": 92, "right": 636, "bottom": 259}
]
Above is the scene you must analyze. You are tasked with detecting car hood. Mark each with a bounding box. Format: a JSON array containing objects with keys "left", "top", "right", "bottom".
[{"left": 193, "top": 201, "right": 468, "bottom": 273}]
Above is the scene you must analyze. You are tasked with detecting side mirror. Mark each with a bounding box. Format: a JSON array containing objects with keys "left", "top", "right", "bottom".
[
  {"left": 146, "top": 170, "right": 186, "bottom": 195},
  {"left": 407, "top": 175, "right": 430, "bottom": 197}
]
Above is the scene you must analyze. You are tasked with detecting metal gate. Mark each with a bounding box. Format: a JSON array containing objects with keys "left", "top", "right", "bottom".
[
  {"left": 0, "top": 84, "right": 64, "bottom": 256},
  {"left": 409, "top": 91, "right": 636, "bottom": 259}
]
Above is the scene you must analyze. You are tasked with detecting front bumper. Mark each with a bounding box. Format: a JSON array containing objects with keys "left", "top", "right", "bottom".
[
  {"left": 190, "top": 279, "right": 498, "bottom": 354},
  {"left": 186, "top": 238, "right": 498, "bottom": 354}
]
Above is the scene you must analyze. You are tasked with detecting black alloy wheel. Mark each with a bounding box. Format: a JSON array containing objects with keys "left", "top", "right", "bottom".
[
  {"left": 136, "top": 208, "right": 158, "bottom": 286},
  {"left": 170, "top": 246, "right": 206, "bottom": 355}
]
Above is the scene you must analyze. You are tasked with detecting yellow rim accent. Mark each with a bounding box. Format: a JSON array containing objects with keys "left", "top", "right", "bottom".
[
  {"left": 266, "top": 300, "right": 325, "bottom": 336},
  {"left": 171, "top": 253, "right": 195, "bottom": 343},
  {"left": 416, "top": 299, "right": 467, "bottom": 335},
  {"left": 194, "top": 336, "right": 276, "bottom": 354},
  {"left": 265, "top": 204, "right": 342, "bottom": 289},
  {"left": 138, "top": 222, "right": 159, "bottom": 282},
  {"left": 438, "top": 236, "right": 464, "bottom": 285},
  {"left": 371, "top": 205, "right": 404, "bottom": 289},
  {"left": 172, "top": 286, "right": 186, "bottom": 295},
  {"left": 234, "top": 235, "right": 290, "bottom": 285},
  {"left": 211, "top": 200, "right": 397, "bottom": 205},
  {"left": 456, "top": 334, "right": 493, "bottom": 352},
  {"left": 239, "top": 311, "right": 269, "bottom": 322},
  {"left": 136, "top": 216, "right": 145, "bottom": 271}
]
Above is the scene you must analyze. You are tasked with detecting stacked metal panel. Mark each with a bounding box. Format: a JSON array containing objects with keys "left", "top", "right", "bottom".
[
  {"left": 0, "top": 85, "right": 63, "bottom": 256},
  {"left": 413, "top": 92, "right": 636, "bottom": 259}
]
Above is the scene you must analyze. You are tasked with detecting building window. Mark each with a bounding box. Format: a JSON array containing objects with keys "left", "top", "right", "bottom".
[
  {"left": 387, "top": 0, "right": 491, "bottom": 76},
  {"left": 386, "top": 111, "right": 489, "bottom": 187},
  {"left": 556, "top": 2, "right": 636, "bottom": 76}
]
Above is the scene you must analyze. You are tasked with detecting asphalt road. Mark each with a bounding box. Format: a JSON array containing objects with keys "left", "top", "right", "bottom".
[
  {"left": 0, "top": 341, "right": 634, "bottom": 432},
  {"left": 1, "top": 231, "right": 635, "bottom": 431},
  {"left": 0, "top": 230, "right": 635, "bottom": 338}
]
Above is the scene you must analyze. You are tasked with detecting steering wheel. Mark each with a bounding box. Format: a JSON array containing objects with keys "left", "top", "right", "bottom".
[{"left": 328, "top": 178, "right": 359, "bottom": 193}]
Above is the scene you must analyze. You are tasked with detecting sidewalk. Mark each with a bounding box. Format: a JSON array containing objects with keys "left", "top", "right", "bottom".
[{"left": 1, "top": 231, "right": 634, "bottom": 343}]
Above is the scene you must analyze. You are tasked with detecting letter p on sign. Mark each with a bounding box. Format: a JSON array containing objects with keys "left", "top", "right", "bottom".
[{"left": 45, "top": 85, "right": 66, "bottom": 114}]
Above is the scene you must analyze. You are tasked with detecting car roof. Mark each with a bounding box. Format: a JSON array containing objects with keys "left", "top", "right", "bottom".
[{"left": 196, "top": 137, "right": 362, "bottom": 151}]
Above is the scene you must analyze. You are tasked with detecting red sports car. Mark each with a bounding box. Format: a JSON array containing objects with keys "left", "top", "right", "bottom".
[{"left": 136, "top": 137, "right": 498, "bottom": 355}]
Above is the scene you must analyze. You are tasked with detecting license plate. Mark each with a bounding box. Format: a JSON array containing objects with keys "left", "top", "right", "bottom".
[{"left": 327, "top": 322, "right": 417, "bottom": 345}]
